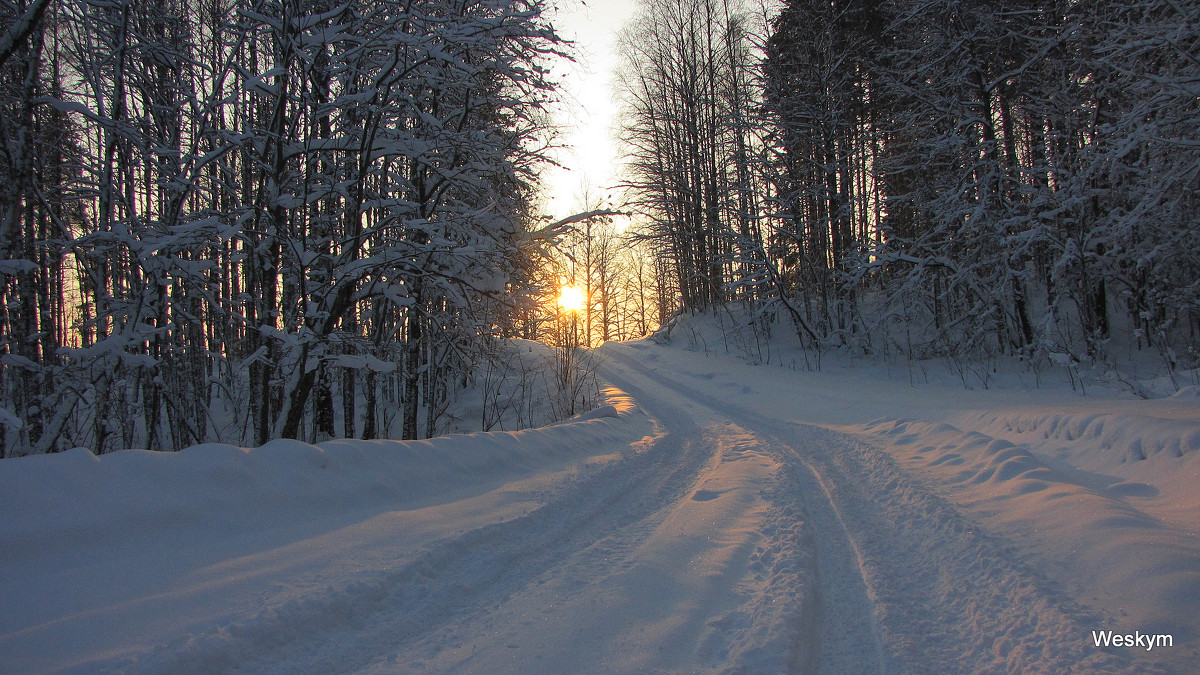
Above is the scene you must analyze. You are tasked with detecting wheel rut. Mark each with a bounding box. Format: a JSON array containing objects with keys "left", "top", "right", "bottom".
[
  {"left": 121, "top": 405, "right": 712, "bottom": 675},
  {"left": 602, "top": 347, "right": 1140, "bottom": 673}
]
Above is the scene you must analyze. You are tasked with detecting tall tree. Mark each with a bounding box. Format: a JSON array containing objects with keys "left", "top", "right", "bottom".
[{"left": 618, "top": 0, "right": 757, "bottom": 311}]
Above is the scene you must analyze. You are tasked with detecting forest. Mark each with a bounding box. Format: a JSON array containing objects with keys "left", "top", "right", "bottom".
[
  {"left": 0, "top": 0, "right": 648, "bottom": 457},
  {"left": 620, "top": 0, "right": 1200, "bottom": 384},
  {"left": 2, "top": 0, "right": 1198, "bottom": 457}
]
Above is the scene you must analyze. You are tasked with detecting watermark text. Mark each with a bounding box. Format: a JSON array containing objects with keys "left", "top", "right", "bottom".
[{"left": 1091, "top": 630, "right": 1173, "bottom": 652}]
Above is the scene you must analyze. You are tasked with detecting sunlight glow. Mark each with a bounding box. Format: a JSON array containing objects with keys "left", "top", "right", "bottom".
[
  {"left": 557, "top": 285, "right": 586, "bottom": 313},
  {"left": 543, "top": 0, "right": 637, "bottom": 220}
]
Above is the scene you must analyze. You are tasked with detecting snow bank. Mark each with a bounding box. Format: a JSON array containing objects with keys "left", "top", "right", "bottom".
[
  {"left": 0, "top": 387, "right": 653, "bottom": 674},
  {"left": 964, "top": 409, "right": 1200, "bottom": 463},
  {"left": 1, "top": 387, "right": 649, "bottom": 553},
  {"left": 855, "top": 415, "right": 1200, "bottom": 651}
]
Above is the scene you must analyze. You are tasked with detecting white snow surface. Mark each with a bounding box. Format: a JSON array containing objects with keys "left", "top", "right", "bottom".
[{"left": 3, "top": 323, "right": 1199, "bottom": 673}]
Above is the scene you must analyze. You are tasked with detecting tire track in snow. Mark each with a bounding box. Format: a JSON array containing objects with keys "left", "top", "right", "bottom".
[
  {"left": 602, "top": 348, "right": 886, "bottom": 673},
  {"left": 114, "top": 399, "right": 713, "bottom": 675},
  {"left": 603, "top": 345, "right": 1141, "bottom": 673},
  {"left": 782, "top": 445, "right": 892, "bottom": 674},
  {"left": 594, "top": 364, "right": 815, "bottom": 674}
]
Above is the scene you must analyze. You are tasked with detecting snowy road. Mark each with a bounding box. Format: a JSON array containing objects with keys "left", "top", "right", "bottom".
[
  {"left": 3, "top": 336, "right": 1197, "bottom": 673},
  {"left": 599, "top": 345, "right": 1137, "bottom": 674}
]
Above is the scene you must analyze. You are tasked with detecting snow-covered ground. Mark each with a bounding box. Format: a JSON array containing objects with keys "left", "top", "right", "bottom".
[{"left": 3, "top": 318, "right": 1198, "bottom": 673}]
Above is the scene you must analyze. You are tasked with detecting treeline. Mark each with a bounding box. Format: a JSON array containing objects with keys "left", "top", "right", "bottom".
[
  {"left": 620, "top": 0, "right": 1200, "bottom": 382},
  {"left": 0, "top": 0, "right": 567, "bottom": 457}
]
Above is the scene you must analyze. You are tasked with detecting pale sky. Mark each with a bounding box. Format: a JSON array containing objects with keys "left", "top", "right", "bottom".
[{"left": 542, "top": 0, "right": 639, "bottom": 221}]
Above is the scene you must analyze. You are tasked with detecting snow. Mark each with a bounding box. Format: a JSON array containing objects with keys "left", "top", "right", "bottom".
[{"left": 2, "top": 318, "right": 1198, "bottom": 673}]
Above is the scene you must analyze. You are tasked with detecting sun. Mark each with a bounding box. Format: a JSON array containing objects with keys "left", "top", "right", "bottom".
[{"left": 557, "top": 285, "right": 585, "bottom": 313}]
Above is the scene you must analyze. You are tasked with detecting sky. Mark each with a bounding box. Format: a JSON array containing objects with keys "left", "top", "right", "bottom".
[{"left": 541, "top": 0, "right": 639, "bottom": 221}]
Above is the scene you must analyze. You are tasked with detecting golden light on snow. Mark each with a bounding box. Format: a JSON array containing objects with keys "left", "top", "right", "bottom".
[{"left": 557, "top": 285, "right": 586, "bottom": 313}]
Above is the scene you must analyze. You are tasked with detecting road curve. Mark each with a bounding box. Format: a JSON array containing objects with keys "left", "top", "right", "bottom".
[
  {"left": 599, "top": 342, "right": 1137, "bottom": 674},
  {"left": 105, "top": 341, "right": 1146, "bottom": 674}
]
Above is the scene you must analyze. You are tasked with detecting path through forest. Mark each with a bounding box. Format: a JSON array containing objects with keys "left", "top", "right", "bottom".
[{"left": 3, "top": 338, "right": 1197, "bottom": 673}]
